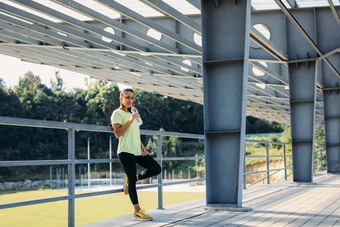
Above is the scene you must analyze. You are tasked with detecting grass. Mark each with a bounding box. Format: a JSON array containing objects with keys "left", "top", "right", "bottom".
[{"left": 0, "top": 188, "right": 205, "bottom": 227}]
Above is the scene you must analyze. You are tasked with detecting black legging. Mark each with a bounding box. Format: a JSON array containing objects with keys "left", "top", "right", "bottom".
[{"left": 118, "top": 152, "right": 162, "bottom": 205}]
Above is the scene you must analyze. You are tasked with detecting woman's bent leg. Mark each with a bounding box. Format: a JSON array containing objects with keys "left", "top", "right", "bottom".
[
  {"left": 135, "top": 155, "right": 162, "bottom": 180},
  {"left": 118, "top": 152, "right": 139, "bottom": 205}
]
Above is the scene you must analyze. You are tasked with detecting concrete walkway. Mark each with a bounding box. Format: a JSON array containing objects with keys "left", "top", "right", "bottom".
[{"left": 81, "top": 173, "right": 340, "bottom": 227}]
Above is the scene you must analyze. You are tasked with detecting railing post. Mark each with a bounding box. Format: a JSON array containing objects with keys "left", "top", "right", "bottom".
[
  {"left": 266, "top": 143, "right": 270, "bottom": 184},
  {"left": 157, "top": 135, "right": 163, "bottom": 210},
  {"left": 109, "top": 136, "right": 112, "bottom": 186},
  {"left": 243, "top": 147, "right": 247, "bottom": 189},
  {"left": 50, "top": 166, "right": 52, "bottom": 189},
  {"left": 87, "top": 137, "right": 91, "bottom": 188},
  {"left": 284, "top": 144, "right": 287, "bottom": 180},
  {"left": 314, "top": 148, "right": 317, "bottom": 174},
  {"left": 68, "top": 128, "right": 75, "bottom": 227},
  {"left": 320, "top": 149, "right": 323, "bottom": 171}
]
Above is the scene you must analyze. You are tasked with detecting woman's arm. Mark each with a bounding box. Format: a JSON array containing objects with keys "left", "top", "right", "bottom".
[
  {"left": 141, "top": 142, "right": 149, "bottom": 156},
  {"left": 112, "top": 112, "right": 140, "bottom": 138}
]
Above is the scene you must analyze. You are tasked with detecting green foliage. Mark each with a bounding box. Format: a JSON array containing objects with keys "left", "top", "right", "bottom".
[
  {"left": 246, "top": 116, "right": 284, "bottom": 133},
  {"left": 315, "top": 129, "right": 325, "bottom": 146},
  {"left": 269, "top": 135, "right": 282, "bottom": 149},
  {"left": 314, "top": 129, "right": 326, "bottom": 171},
  {"left": 280, "top": 126, "right": 291, "bottom": 143}
]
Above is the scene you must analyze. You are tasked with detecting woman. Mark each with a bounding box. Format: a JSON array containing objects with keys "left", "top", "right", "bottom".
[{"left": 111, "top": 88, "right": 161, "bottom": 221}]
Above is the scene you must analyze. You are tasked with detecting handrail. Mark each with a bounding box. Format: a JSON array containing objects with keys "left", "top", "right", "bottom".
[{"left": 0, "top": 116, "right": 204, "bottom": 139}]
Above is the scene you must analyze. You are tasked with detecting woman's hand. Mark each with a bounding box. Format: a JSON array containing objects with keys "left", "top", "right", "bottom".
[
  {"left": 130, "top": 112, "right": 140, "bottom": 122},
  {"left": 142, "top": 147, "right": 149, "bottom": 156}
]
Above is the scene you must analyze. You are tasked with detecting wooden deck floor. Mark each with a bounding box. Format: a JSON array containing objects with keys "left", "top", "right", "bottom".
[{"left": 81, "top": 173, "right": 340, "bottom": 227}]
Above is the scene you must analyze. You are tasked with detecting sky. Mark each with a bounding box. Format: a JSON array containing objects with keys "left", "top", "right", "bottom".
[{"left": 0, "top": 53, "right": 91, "bottom": 91}]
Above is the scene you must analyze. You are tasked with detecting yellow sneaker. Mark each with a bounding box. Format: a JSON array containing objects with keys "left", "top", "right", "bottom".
[
  {"left": 123, "top": 176, "right": 128, "bottom": 195},
  {"left": 133, "top": 209, "right": 153, "bottom": 221}
]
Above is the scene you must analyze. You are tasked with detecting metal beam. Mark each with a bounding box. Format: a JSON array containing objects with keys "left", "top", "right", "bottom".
[
  {"left": 327, "top": 0, "right": 340, "bottom": 26},
  {"left": 95, "top": 0, "right": 202, "bottom": 54},
  {"left": 4, "top": 1, "right": 198, "bottom": 76},
  {"left": 0, "top": 45, "right": 202, "bottom": 97},
  {"left": 10, "top": 0, "right": 147, "bottom": 51},
  {"left": 286, "top": 0, "right": 297, "bottom": 8},
  {"left": 185, "top": 0, "right": 201, "bottom": 10},
  {"left": 250, "top": 27, "right": 288, "bottom": 62},
  {"left": 50, "top": 0, "right": 180, "bottom": 54},
  {"left": 202, "top": 0, "right": 251, "bottom": 209},
  {"left": 48, "top": 0, "right": 204, "bottom": 76},
  {"left": 0, "top": 12, "right": 194, "bottom": 76},
  {"left": 274, "top": 0, "right": 340, "bottom": 79},
  {"left": 141, "top": 0, "right": 201, "bottom": 34}
]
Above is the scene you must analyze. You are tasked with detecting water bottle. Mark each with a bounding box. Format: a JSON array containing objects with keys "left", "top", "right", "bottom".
[{"left": 131, "top": 104, "right": 143, "bottom": 126}]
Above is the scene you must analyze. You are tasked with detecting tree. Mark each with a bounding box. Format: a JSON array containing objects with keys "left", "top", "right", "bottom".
[{"left": 50, "top": 71, "right": 66, "bottom": 91}]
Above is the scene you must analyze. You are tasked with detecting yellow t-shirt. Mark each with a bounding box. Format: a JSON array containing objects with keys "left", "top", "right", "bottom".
[{"left": 111, "top": 109, "right": 142, "bottom": 156}]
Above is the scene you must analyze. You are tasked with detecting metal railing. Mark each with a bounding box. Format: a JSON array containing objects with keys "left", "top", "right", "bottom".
[
  {"left": 243, "top": 140, "right": 292, "bottom": 189},
  {"left": 314, "top": 145, "right": 327, "bottom": 172},
  {"left": 0, "top": 116, "right": 204, "bottom": 227},
  {"left": 0, "top": 116, "right": 327, "bottom": 226},
  {"left": 244, "top": 140, "right": 326, "bottom": 189}
]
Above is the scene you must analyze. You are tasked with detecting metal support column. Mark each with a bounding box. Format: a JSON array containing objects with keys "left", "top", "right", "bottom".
[
  {"left": 201, "top": 0, "right": 251, "bottom": 209},
  {"left": 285, "top": 8, "right": 320, "bottom": 183},
  {"left": 322, "top": 60, "right": 340, "bottom": 173},
  {"left": 288, "top": 62, "right": 317, "bottom": 182}
]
